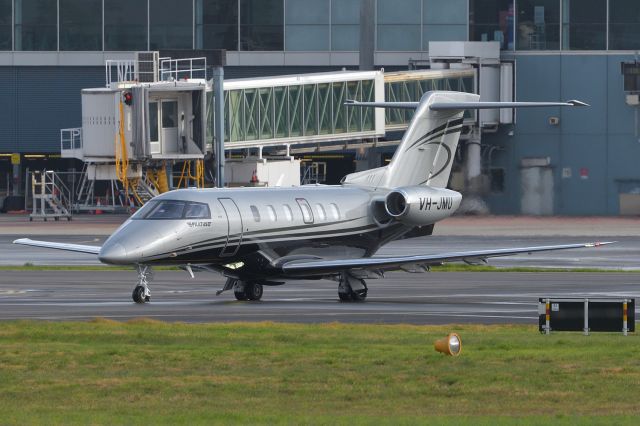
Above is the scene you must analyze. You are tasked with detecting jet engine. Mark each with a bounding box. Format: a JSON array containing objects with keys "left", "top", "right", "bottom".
[{"left": 385, "top": 186, "right": 462, "bottom": 226}]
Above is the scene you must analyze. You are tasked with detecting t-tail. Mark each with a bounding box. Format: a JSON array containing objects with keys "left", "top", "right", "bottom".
[{"left": 342, "top": 91, "right": 588, "bottom": 189}]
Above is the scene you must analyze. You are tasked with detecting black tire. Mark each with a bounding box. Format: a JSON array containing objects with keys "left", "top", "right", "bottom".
[
  {"left": 245, "top": 282, "right": 263, "bottom": 301},
  {"left": 350, "top": 288, "right": 367, "bottom": 302},
  {"left": 234, "top": 288, "right": 247, "bottom": 301},
  {"left": 338, "top": 292, "right": 352, "bottom": 302},
  {"left": 132, "top": 286, "right": 146, "bottom": 304}
]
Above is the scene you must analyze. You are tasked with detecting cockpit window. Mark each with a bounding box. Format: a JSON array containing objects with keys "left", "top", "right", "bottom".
[
  {"left": 145, "top": 200, "right": 186, "bottom": 219},
  {"left": 132, "top": 200, "right": 211, "bottom": 220},
  {"left": 184, "top": 202, "right": 211, "bottom": 219}
]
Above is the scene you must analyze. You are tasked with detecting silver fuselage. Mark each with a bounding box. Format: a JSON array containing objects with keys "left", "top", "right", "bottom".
[{"left": 98, "top": 185, "right": 414, "bottom": 279}]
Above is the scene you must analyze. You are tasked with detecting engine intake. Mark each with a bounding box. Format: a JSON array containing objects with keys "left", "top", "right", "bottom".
[{"left": 385, "top": 186, "right": 462, "bottom": 226}]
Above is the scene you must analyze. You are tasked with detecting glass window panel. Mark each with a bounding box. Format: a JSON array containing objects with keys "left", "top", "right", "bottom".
[
  {"left": 318, "top": 83, "right": 331, "bottom": 135},
  {"left": 469, "top": 0, "right": 514, "bottom": 50},
  {"left": 150, "top": 0, "right": 193, "bottom": 50},
  {"left": 515, "top": 0, "right": 560, "bottom": 50},
  {"left": 328, "top": 203, "right": 340, "bottom": 220},
  {"left": 331, "top": 25, "right": 359, "bottom": 51},
  {"left": 0, "top": 0, "right": 11, "bottom": 50},
  {"left": 149, "top": 102, "right": 159, "bottom": 141},
  {"left": 195, "top": 0, "right": 238, "bottom": 50},
  {"left": 286, "top": 25, "right": 329, "bottom": 51},
  {"left": 303, "top": 85, "right": 317, "bottom": 136},
  {"left": 561, "top": 0, "right": 605, "bottom": 50},
  {"left": 240, "top": 0, "right": 283, "bottom": 50},
  {"left": 162, "top": 101, "right": 178, "bottom": 128},
  {"left": 145, "top": 200, "right": 186, "bottom": 219},
  {"left": 266, "top": 205, "right": 277, "bottom": 221},
  {"left": 296, "top": 199, "right": 313, "bottom": 223},
  {"left": 423, "top": 25, "right": 467, "bottom": 47},
  {"left": 377, "top": 0, "right": 421, "bottom": 24},
  {"left": 283, "top": 204, "right": 293, "bottom": 221},
  {"left": 331, "top": 0, "right": 359, "bottom": 25},
  {"left": 332, "top": 82, "right": 347, "bottom": 133},
  {"left": 288, "top": 85, "right": 302, "bottom": 137},
  {"left": 250, "top": 205, "right": 260, "bottom": 222},
  {"left": 609, "top": 0, "right": 640, "bottom": 50},
  {"left": 377, "top": 25, "right": 421, "bottom": 51},
  {"left": 15, "top": 0, "right": 57, "bottom": 51},
  {"left": 315, "top": 204, "right": 326, "bottom": 221},
  {"left": 286, "top": 0, "right": 328, "bottom": 25},
  {"left": 60, "top": 0, "right": 102, "bottom": 51},
  {"left": 105, "top": 0, "right": 147, "bottom": 51},
  {"left": 274, "top": 87, "right": 287, "bottom": 138},
  {"left": 424, "top": 0, "right": 467, "bottom": 25},
  {"left": 184, "top": 202, "right": 211, "bottom": 219}
]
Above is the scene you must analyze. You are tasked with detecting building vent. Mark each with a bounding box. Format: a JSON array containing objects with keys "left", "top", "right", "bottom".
[{"left": 136, "top": 52, "right": 159, "bottom": 83}]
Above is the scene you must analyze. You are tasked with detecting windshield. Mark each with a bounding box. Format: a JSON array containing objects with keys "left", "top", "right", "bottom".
[{"left": 132, "top": 200, "right": 211, "bottom": 220}]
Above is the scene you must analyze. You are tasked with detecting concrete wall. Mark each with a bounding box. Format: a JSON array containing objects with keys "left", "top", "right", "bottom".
[{"left": 485, "top": 54, "right": 640, "bottom": 215}]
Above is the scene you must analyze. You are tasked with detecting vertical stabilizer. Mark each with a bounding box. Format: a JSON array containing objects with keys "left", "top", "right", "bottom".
[{"left": 383, "top": 91, "right": 477, "bottom": 188}]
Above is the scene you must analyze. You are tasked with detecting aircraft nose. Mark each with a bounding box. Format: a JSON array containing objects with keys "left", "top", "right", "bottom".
[{"left": 98, "top": 242, "right": 128, "bottom": 265}]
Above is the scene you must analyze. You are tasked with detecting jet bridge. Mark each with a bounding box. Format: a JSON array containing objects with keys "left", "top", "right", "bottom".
[{"left": 59, "top": 52, "right": 477, "bottom": 208}]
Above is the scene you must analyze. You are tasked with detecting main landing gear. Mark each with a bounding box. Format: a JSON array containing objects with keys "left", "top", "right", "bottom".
[
  {"left": 233, "top": 280, "right": 264, "bottom": 301},
  {"left": 132, "top": 265, "right": 152, "bottom": 304},
  {"left": 338, "top": 273, "right": 368, "bottom": 302}
]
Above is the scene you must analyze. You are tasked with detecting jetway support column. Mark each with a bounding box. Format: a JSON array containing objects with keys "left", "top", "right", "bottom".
[
  {"left": 212, "top": 67, "right": 225, "bottom": 187},
  {"left": 462, "top": 128, "right": 489, "bottom": 214}
]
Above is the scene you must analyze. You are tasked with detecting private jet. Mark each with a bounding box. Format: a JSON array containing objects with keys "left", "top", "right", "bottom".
[{"left": 15, "top": 91, "right": 608, "bottom": 303}]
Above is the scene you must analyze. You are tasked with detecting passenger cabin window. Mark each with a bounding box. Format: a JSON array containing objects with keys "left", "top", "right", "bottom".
[
  {"left": 283, "top": 204, "right": 293, "bottom": 221},
  {"left": 266, "top": 205, "right": 277, "bottom": 221},
  {"left": 315, "top": 204, "right": 326, "bottom": 221},
  {"left": 250, "top": 205, "right": 261, "bottom": 222},
  {"left": 132, "top": 200, "right": 211, "bottom": 220},
  {"left": 296, "top": 198, "right": 314, "bottom": 224},
  {"left": 328, "top": 203, "right": 340, "bottom": 221}
]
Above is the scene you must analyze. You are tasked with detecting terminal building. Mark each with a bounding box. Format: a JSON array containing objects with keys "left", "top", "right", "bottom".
[{"left": 1, "top": 0, "right": 639, "bottom": 216}]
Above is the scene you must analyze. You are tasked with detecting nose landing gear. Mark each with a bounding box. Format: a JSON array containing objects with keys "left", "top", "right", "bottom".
[{"left": 132, "top": 265, "right": 152, "bottom": 304}]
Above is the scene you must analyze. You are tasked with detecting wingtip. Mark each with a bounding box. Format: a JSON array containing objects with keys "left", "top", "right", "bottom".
[
  {"left": 13, "top": 238, "right": 28, "bottom": 245},
  {"left": 567, "top": 100, "right": 590, "bottom": 107},
  {"left": 585, "top": 241, "right": 616, "bottom": 248}
]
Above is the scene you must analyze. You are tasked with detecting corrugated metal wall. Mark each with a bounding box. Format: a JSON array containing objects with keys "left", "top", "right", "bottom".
[{"left": 0, "top": 67, "right": 104, "bottom": 153}]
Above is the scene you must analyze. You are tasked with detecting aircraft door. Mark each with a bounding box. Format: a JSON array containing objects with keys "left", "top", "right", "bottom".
[
  {"left": 218, "top": 198, "right": 243, "bottom": 257},
  {"left": 161, "top": 99, "right": 179, "bottom": 153}
]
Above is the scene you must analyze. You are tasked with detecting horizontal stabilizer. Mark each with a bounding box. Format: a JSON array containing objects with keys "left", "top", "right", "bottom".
[
  {"left": 13, "top": 238, "right": 101, "bottom": 255},
  {"left": 429, "top": 100, "right": 589, "bottom": 111}
]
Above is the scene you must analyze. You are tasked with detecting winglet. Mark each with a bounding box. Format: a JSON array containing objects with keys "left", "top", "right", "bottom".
[
  {"left": 566, "top": 100, "right": 590, "bottom": 107},
  {"left": 585, "top": 241, "right": 616, "bottom": 248}
]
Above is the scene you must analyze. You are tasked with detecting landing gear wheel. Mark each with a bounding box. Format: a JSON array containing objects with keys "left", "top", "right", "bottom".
[
  {"left": 245, "top": 282, "right": 263, "bottom": 301},
  {"left": 132, "top": 265, "right": 152, "bottom": 304},
  {"left": 338, "top": 291, "right": 353, "bottom": 302},
  {"left": 132, "top": 285, "right": 147, "bottom": 304},
  {"left": 338, "top": 275, "right": 368, "bottom": 303},
  {"left": 234, "top": 288, "right": 247, "bottom": 301}
]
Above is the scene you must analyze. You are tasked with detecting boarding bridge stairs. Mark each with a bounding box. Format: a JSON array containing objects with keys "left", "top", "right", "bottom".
[
  {"left": 130, "top": 173, "right": 160, "bottom": 206},
  {"left": 30, "top": 171, "right": 72, "bottom": 221}
]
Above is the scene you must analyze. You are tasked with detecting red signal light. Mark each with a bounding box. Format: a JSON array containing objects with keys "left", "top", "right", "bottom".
[{"left": 123, "top": 91, "right": 133, "bottom": 106}]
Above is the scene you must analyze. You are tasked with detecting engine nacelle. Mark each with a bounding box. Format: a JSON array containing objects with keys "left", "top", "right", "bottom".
[{"left": 385, "top": 186, "right": 462, "bottom": 226}]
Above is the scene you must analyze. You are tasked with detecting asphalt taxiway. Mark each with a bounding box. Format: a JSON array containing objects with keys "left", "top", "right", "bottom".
[
  {"left": 0, "top": 270, "right": 637, "bottom": 324},
  {"left": 1, "top": 214, "right": 638, "bottom": 324}
]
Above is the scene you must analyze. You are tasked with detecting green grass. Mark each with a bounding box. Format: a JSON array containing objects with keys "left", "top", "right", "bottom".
[{"left": 0, "top": 321, "right": 639, "bottom": 424}]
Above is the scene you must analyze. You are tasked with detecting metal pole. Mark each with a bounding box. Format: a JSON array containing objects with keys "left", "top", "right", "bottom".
[
  {"left": 212, "top": 66, "right": 225, "bottom": 187},
  {"left": 584, "top": 299, "right": 589, "bottom": 336},
  {"left": 545, "top": 298, "right": 550, "bottom": 335},
  {"left": 623, "top": 299, "right": 628, "bottom": 336}
]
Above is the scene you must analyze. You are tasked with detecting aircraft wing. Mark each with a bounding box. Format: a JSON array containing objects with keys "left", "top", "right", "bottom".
[
  {"left": 280, "top": 242, "right": 613, "bottom": 275},
  {"left": 13, "top": 238, "right": 102, "bottom": 255}
]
